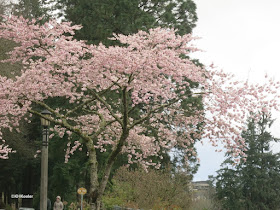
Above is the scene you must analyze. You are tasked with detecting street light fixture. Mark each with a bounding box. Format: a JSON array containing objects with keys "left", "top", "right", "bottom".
[
  {"left": 40, "top": 110, "right": 51, "bottom": 127},
  {"left": 40, "top": 109, "right": 51, "bottom": 210}
]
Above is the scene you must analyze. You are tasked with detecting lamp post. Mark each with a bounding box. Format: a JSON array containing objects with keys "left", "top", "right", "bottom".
[{"left": 40, "top": 110, "right": 51, "bottom": 210}]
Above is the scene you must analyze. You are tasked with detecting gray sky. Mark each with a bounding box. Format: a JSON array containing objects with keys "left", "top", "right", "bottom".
[{"left": 192, "top": 0, "right": 280, "bottom": 181}]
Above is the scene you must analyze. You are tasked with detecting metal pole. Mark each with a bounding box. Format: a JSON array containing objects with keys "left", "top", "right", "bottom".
[
  {"left": 40, "top": 127, "right": 48, "bottom": 210},
  {"left": 81, "top": 194, "right": 83, "bottom": 210}
]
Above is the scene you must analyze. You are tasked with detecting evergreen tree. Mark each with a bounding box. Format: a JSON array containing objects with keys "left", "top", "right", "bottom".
[
  {"left": 0, "top": 0, "right": 8, "bottom": 21},
  {"left": 12, "top": 0, "right": 50, "bottom": 21},
  {"left": 215, "top": 113, "right": 280, "bottom": 210},
  {"left": 53, "top": 0, "right": 197, "bottom": 45}
]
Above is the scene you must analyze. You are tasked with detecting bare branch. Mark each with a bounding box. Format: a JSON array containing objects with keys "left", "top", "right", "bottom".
[
  {"left": 89, "top": 90, "right": 123, "bottom": 126},
  {"left": 66, "top": 99, "right": 95, "bottom": 117},
  {"left": 129, "top": 98, "right": 180, "bottom": 129},
  {"left": 82, "top": 108, "right": 117, "bottom": 136},
  {"left": 28, "top": 108, "right": 93, "bottom": 145},
  {"left": 66, "top": 82, "right": 118, "bottom": 117}
]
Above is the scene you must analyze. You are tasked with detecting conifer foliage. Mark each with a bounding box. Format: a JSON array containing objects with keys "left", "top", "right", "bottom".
[
  {"left": 55, "top": 0, "right": 198, "bottom": 45},
  {"left": 215, "top": 114, "right": 280, "bottom": 210}
]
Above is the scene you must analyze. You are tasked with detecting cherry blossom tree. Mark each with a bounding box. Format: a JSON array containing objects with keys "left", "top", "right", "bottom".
[{"left": 1, "top": 16, "right": 280, "bottom": 209}]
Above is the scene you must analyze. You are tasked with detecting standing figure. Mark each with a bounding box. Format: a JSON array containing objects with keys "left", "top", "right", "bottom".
[
  {"left": 53, "top": 196, "right": 63, "bottom": 210},
  {"left": 47, "top": 198, "right": 52, "bottom": 210}
]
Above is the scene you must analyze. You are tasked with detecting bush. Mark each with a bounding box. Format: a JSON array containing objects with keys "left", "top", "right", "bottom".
[
  {"left": 189, "top": 198, "right": 222, "bottom": 210},
  {"left": 103, "top": 166, "right": 192, "bottom": 209}
]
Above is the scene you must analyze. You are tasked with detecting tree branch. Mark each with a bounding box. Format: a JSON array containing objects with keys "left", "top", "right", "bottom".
[
  {"left": 89, "top": 90, "right": 123, "bottom": 127},
  {"left": 66, "top": 83, "right": 118, "bottom": 117},
  {"left": 29, "top": 101, "right": 93, "bottom": 144},
  {"left": 129, "top": 98, "right": 180, "bottom": 129},
  {"left": 82, "top": 108, "right": 117, "bottom": 137},
  {"left": 66, "top": 99, "right": 95, "bottom": 117}
]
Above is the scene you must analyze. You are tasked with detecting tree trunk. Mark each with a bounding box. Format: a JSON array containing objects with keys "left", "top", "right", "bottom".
[
  {"left": 89, "top": 88, "right": 129, "bottom": 209},
  {"left": 95, "top": 131, "right": 129, "bottom": 209},
  {"left": 87, "top": 132, "right": 129, "bottom": 209}
]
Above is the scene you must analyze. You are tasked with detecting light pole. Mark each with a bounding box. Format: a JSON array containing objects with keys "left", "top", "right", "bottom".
[{"left": 40, "top": 110, "right": 51, "bottom": 210}]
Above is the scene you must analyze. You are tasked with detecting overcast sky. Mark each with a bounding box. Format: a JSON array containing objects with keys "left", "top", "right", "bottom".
[{"left": 192, "top": 0, "right": 280, "bottom": 181}]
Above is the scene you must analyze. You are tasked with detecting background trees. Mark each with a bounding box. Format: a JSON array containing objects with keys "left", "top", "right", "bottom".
[
  {"left": 54, "top": 0, "right": 197, "bottom": 45},
  {"left": 215, "top": 114, "right": 280, "bottom": 210},
  {"left": 12, "top": 0, "right": 48, "bottom": 20}
]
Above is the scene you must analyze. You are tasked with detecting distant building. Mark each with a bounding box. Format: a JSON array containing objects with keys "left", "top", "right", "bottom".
[{"left": 191, "top": 181, "right": 211, "bottom": 200}]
